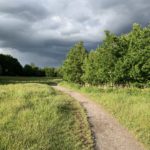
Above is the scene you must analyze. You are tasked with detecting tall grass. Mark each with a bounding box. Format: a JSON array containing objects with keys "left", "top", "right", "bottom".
[
  {"left": 0, "top": 83, "right": 93, "bottom": 150},
  {"left": 60, "top": 81, "right": 150, "bottom": 149}
]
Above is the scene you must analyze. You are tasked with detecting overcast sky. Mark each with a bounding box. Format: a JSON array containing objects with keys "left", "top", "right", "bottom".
[{"left": 0, "top": 0, "right": 149, "bottom": 67}]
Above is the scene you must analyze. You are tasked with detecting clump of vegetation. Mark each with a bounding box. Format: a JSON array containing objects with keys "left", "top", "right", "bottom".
[
  {"left": 23, "top": 63, "right": 45, "bottom": 77},
  {"left": 0, "top": 54, "right": 61, "bottom": 77},
  {"left": 43, "top": 67, "right": 62, "bottom": 78},
  {"left": 61, "top": 23, "right": 150, "bottom": 87},
  {"left": 61, "top": 41, "right": 87, "bottom": 84},
  {"left": 0, "top": 54, "right": 23, "bottom": 76},
  {"left": 0, "top": 83, "right": 93, "bottom": 150}
]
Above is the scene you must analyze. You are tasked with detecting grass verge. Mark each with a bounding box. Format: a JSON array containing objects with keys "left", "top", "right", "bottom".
[
  {"left": 60, "top": 81, "right": 150, "bottom": 149},
  {"left": 0, "top": 83, "right": 93, "bottom": 150}
]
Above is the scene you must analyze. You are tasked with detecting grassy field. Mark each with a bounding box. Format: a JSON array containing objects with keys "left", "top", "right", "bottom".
[
  {"left": 60, "top": 81, "right": 150, "bottom": 149},
  {"left": 0, "top": 80, "right": 93, "bottom": 150},
  {"left": 0, "top": 76, "right": 61, "bottom": 84}
]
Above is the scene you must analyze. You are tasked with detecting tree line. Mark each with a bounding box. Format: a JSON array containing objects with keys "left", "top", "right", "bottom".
[
  {"left": 0, "top": 23, "right": 149, "bottom": 86},
  {"left": 0, "top": 54, "right": 60, "bottom": 77},
  {"left": 61, "top": 23, "right": 150, "bottom": 87}
]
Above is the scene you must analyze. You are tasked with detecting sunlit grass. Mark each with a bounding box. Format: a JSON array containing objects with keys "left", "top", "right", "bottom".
[
  {"left": 60, "top": 81, "right": 150, "bottom": 149},
  {"left": 0, "top": 83, "right": 93, "bottom": 150}
]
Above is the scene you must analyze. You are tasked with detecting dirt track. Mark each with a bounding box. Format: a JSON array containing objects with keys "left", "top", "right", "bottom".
[{"left": 52, "top": 85, "right": 145, "bottom": 150}]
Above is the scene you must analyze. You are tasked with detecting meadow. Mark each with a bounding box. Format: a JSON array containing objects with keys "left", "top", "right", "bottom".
[
  {"left": 0, "top": 76, "right": 61, "bottom": 84},
  {"left": 60, "top": 81, "right": 150, "bottom": 149},
  {"left": 0, "top": 78, "right": 93, "bottom": 150}
]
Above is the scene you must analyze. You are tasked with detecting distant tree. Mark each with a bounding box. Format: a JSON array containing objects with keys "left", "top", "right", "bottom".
[
  {"left": 44, "top": 67, "right": 57, "bottom": 77},
  {"left": 0, "top": 64, "right": 2, "bottom": 75},
  {"left": 62, "top": 41, "right": 87, "bottom": 84},
  {"left": 23, "top": 64, "right": 34, "bottom": 76},
  {"left": 23, "top": 64, "right": 45, "bottom": 77},
  {"left": 30, "top": 63, "right": 36, "bottom": 69},
  {"left": 55, "top": 67, "right": 63, "bottom": 78},
  {"left": 0, "top": 54, "right": 23, "bottom": 76}
]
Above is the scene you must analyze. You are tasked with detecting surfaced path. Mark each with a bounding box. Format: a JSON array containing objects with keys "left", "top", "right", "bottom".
[{"left": 52, "top": 85, "right": 145, "bottom": 150}]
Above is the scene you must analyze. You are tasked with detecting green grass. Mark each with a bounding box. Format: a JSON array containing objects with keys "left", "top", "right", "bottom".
[
  {"left": 0, "top": 83, "right": 93, "bottom": 150},
  {"left": 0, "top": 76, "right": 62, "bottom": 84},
  {"left": 60, "top": 81, "right": 150, "bottom": 149}
]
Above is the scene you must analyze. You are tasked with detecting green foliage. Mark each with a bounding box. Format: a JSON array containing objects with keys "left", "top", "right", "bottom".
[
  {"left": 44, "top": 67, "right": 56, "bottom": 77},
  {"left": 82, "top": 50, "right": 100, "bottom": 85},
  {"left": 0, "top": 54, "right": 23, "bottom": 76},
  {"left": 63, "top": 23, "right": 150, "bottom": 86},
  {"left": 82, "top": 31, "right": 129, "bottom": 85},
  {"left": 43, "top": 67, "right": 61, "bottom": 77},
  {"left": 0, "top": 54, "right": 61, "bottom": 77},
  {"left": 62, "top": 41, "right": 87, "bottom": 83},
  {"left": 115, "top": 24, "right": 150, "bottom": 84},
  {"left": 23, "top": 64, "right": 45, "bottom": 77}
]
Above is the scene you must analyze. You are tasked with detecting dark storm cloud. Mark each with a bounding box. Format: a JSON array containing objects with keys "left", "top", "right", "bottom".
[
  {"left": 0, "top": 0, "right": 150, "bottom": 66},
  {"left": 0, "top": 0, "right": 49, "bottom": 21}
]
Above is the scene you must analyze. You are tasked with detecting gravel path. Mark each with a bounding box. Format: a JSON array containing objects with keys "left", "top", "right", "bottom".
[{"left": 52, "top": 85, "right": 145, "bottom": 150}]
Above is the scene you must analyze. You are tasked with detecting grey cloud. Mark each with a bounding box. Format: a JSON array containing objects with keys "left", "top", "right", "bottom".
[
  {"left": 0, "top": 0, "right": 149, "bottom": 67},
  {"left": 0, "top": 0, "right": 49, "bottom": 21}
]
